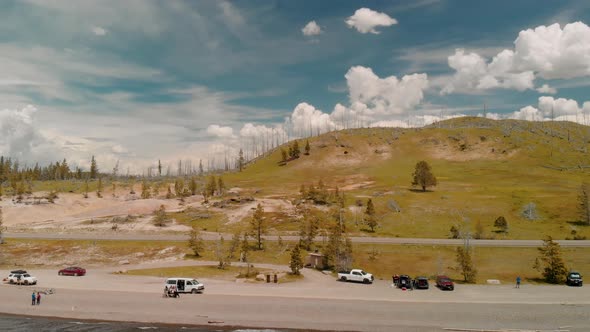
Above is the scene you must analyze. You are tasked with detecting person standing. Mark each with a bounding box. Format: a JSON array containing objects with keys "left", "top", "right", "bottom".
[
  {"left": 31, "top": 292, "right": 36, "bottom": 305},
  {"left": 516, "top": 276, "right": 521, "bottom": 288},
  {"left": 36, "top": 292, "right": 41, "bottom": 305}
]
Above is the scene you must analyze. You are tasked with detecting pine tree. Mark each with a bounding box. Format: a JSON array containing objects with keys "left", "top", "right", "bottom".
[
  {"left": 90, "top": 155, "right": 98, "bottom": 179},
  {"left": 411, "top": 161, "right": 437, "bottom": 192},
  {"left": 0, "top": 182, "right": 3, "bottom": 201},
  {"left": 281, "top": 148, "right": 288, "bottom": 163},
  {"left": 158, "top": 160, "right": 162, "bottom": 177},
  {"left": 365, "top": 198, "right": 377, "bottom": 232},
  {"left": 96, "top": 177, "right": 103, "bottom": 198},
  {"left": 474, "top": 221, "right": 484, "bottom": 239},
  {"left": 299, "top": 210, "right": 319, "bottom": 251},
  {"left": 494, "top": 216, "right": 508, "bottom": 233},
  {"left": 141, "top": 180, "right": 151, "bottom": 199},
  {"left": 174, "top": 178, "right": 184, "bottom": 197},
  {"left": 198, "top": 159, "right": 204, "bottom": 176},
  {"left": 166, "top": 185, "right": 173, "bottom": 199},
  {"left": 217, "top": 177, "right": 225, "bottom": 196},
  {"left": 250, "top": 204, "right": 266, "bottom": 250},
  {"left": 325, "top": 216, "right": 353, "bottom": 271},
  {"left": 304, "top": 140, "right": 310, "bottom": 155},
  {"left": 240, "top": 234, "right": 250, "bottom": 262},
  {"left": 228, "top": 230, "right": 241, "bottom": 259},
  {"left": 152, "top": 205, "right": 170, "bottom": 227},
  {"left": 216, "top": 236, "right": 226, "bottom": 269},
  {"left": 188, "top": 225, "right": 204, "bottom": 257},
  {"left": 534, "top": 236, "right": 567, "bottom": 284},
  {"left": 289, "top": 245, "right": 303, "bottom": 275},
  {"left": 578, "top": 183, "right": 590, "bottom": 226},
  {"left": 112, "top": 183, "right": 116, "bottom": 197},
  {"left": 238, "top": 149, "right": 245, "bottom": 172},
  {"left": 189, "top": 177, "right": 197, "bottom": 196},
  {"left": 206, "top": 176, "right": 217, "bottom": 197},
  {"left": 456, "top": 246, "right": 477, "bottom": 283}
]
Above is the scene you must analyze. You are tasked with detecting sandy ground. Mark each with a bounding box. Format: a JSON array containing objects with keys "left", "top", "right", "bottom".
[{"left": 1, "top": 263, "right": 589, "bottom": 331}]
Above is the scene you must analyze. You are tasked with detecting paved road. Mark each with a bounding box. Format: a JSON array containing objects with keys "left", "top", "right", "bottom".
[
  {"left": 5, "top": 232, "right": 590, "bottom": 247},
  {"left": 1, "top": 263, "right": 589, "bottom": 331}
]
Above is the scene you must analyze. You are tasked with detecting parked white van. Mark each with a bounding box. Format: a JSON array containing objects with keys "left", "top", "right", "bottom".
[{"left": 164, "top": 278, "right": 204, "bottom": 294}]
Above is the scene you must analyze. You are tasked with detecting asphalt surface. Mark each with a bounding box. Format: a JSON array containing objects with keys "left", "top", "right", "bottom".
[
  {"left": 1, "top": 263, "right": 588, "bottom": 332},
  {"left": 5, "top": 232, "right": 590, "bottom": 247}
]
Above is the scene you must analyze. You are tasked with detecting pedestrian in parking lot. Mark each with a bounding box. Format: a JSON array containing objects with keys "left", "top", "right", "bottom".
[
  {"left": 31, "top": 292, "right": 36, "bottom": 305},
  {"left": 36, "top": 292, "right": 41, "bottom": 305},
  {"left": 516, "top": 276, "right": 521, "bottom": 288}
]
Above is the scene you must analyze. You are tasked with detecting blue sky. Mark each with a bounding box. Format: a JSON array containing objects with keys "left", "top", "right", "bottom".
[{"left": 1, "top": 0, "right": 590, "bottom": 172}]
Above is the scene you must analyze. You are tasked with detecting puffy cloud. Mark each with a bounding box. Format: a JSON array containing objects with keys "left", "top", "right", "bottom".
[
  {"left": 538, "top": 96, "right": 581, "bottom": 117},
  {"left": 91, "top": 26, "right": 107, "bottom": 36},
  {"left": 207, "top": 124, "right": 234, "bottom": 138},
  {"left": 443, "top": 22, "right": 590, "bottom": 94},
  {"left": 289, "top": 102, "right": 336, "bottom": 136},
  {"left": 442, "top": 49, "right": 534, "bottom": 94},
  {"left": 302, "top": 21, "right": 322, "bottom": 36},
  {"left": 513, "top": 22, "right": 590, "bottom": 79},
  {"left": 346, "top": 8, "right": 397, "bottom": 34},
  {"left": 509, "top": 105, "right": 541, "bottom": 121},
  {"left": 345, "top": 66, "right": 428, "bottom": 115},
  {"left": 536, "top": 84, "right": 557, "bottom": 94},
  {"left": 510, "top": 96, "right": 590, "bottom": 124},
  {"left": 0, "top": 105, "right": 39, "bottom": 159}
]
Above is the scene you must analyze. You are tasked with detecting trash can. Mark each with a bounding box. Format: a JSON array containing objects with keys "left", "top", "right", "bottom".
[
  {"left": 266, "top": 274, "right": 270, "bottom": 283},
  {"left": 274, "top": 274, "right": 278, "bottom": 283}
]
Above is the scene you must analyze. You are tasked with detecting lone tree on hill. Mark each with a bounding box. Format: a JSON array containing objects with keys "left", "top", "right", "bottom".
[
  {"left": 365, "top": 198, "right": 377, "bottom": 232},
  {"left": 90, "top": 155, "right": 98, "bottom": 179},
  {"left": 412, "top": 161, "right": 437, "bottom": 192},
  {"left": 290, "top": 245, "right": 303, "bottom": 275},
  {"left": 534, "top": 236, "right": 568, "bottom": 284},
  {"left": 188, "top": 224, "right": 204, "bottom": 257},
  {"left": 494, "top": 216, "right": 509, "bottom": 233},
  {"left": 304, "top": 140, "right": 311, "bottom": 155},
  {"left": 578, "top": 183, "right": 590, "bottom": 226},
  {"left": 189, "top": 177, "right": 198, "bottom": 196},
  {"left": 456, "top": 246, "right": 477, "bottom": 283},
  {"left": 249, "top": 203, "right": 266, "bottom": 250}
]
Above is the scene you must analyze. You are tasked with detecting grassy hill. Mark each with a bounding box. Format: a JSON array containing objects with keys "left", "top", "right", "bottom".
[{"left": 224, "top": 117, "right": 590, "bottom": 240}]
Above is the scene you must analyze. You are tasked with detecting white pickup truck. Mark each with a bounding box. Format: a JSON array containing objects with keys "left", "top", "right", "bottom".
[
  {"left": 337, "top": 269, "right": 374, "bottom": 284},
  {"left": 7, "top": 270, "right": 38, "bottom": 285}
]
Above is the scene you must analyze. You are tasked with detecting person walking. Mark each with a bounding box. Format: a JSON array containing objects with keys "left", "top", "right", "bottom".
[
  {"left": 36, "top": 292, "right": 41, "bottom": 305},
  {"left": 31, "top": 292, "right": 36, "bottom": 305},
  {"left": 516, "top": 276, "right": 521, "bottom": 288}
]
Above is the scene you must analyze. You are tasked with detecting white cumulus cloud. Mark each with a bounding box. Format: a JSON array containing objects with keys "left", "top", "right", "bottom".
[
  {"left": 289, "top": 102, "right": 336, "bottom": 137},
  {"left": 509, "top": 96, "right": 590, "bottom": 124},
  {"left": 111, "top": 144, "right": 128, "bottom": 154},
  {"left": 207, "top": 124, "right": 234, "bottom": 138},
  {"left": 302, "top": 21, "right": 322, "bottom": 36},
  {"left": 346, "top": 8, "right": 397, "bottom": 34},
  {"left": 345, "top": 66, "right": 429, "bottom": 115},
  {"left": 536, "top": 84, "right": 557, "bottom": 94},
  {"left": 443, "top": 22, "right": 590, "bottom": 94}
]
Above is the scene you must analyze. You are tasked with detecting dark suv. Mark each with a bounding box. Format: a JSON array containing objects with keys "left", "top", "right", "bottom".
[
  {"left": 436, "top": 275, "right": 454, "bottom": 290},
  {"left": 414, "top": 276, "right": 429, "bottom": 289},
  {"left": 397, "top": 275, "right": 413, "bottom": 289},
  {"left": 566, "top": 271, "right": 583, "bottom": 287}
]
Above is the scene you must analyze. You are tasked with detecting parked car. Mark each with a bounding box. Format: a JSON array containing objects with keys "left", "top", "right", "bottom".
[
  {"left": 414, "top": 276, "right": 429, "bottom": 289},
  {"left": 436, "top": 275, "right": 454, "bottom": 290},
  {"left": 165, "top": 278, "right": 205, "bottom": 294},
  {"left": 8, "top": 271, "right": 37, "bottom": 285},
  {"left": 396, "top": 274, "right": 413, "bottom": 289},
  {"left": 566, "top": 271, "right": 583, "bottom": 287},
  {"left": 337, "top": 269, "right": 374, "bottom": 284},
  {"left": 58, "top": 266, "right": 86, "bottom": 276}
]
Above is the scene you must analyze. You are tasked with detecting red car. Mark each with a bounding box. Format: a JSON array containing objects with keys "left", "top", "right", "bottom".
[
  {"left": 58, "top": 266, "right": 86, "bottom": 276},
  {"left": 435, "top": 275, "right": 454, "bottom": 290}
]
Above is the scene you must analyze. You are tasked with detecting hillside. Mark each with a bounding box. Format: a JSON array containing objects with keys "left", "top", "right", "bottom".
[{"left": 224, "top": 117, "right": 590, "bottom": 240}]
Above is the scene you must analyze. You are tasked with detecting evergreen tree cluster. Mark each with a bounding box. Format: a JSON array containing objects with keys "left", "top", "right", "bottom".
[
  {"left": 0, "top": 155, "right": 98, "bottom": 183},
  {"left": 299, "top": 180, "right": 344, "bottom": 205}
]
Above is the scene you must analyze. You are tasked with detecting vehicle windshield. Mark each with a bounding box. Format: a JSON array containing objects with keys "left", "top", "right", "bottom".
[
  {"left": 360, "top": 271, "right": 367, "bottom": 275},
  {"left": 570, "top": 273, "right": 580, "bottom": 278}
]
